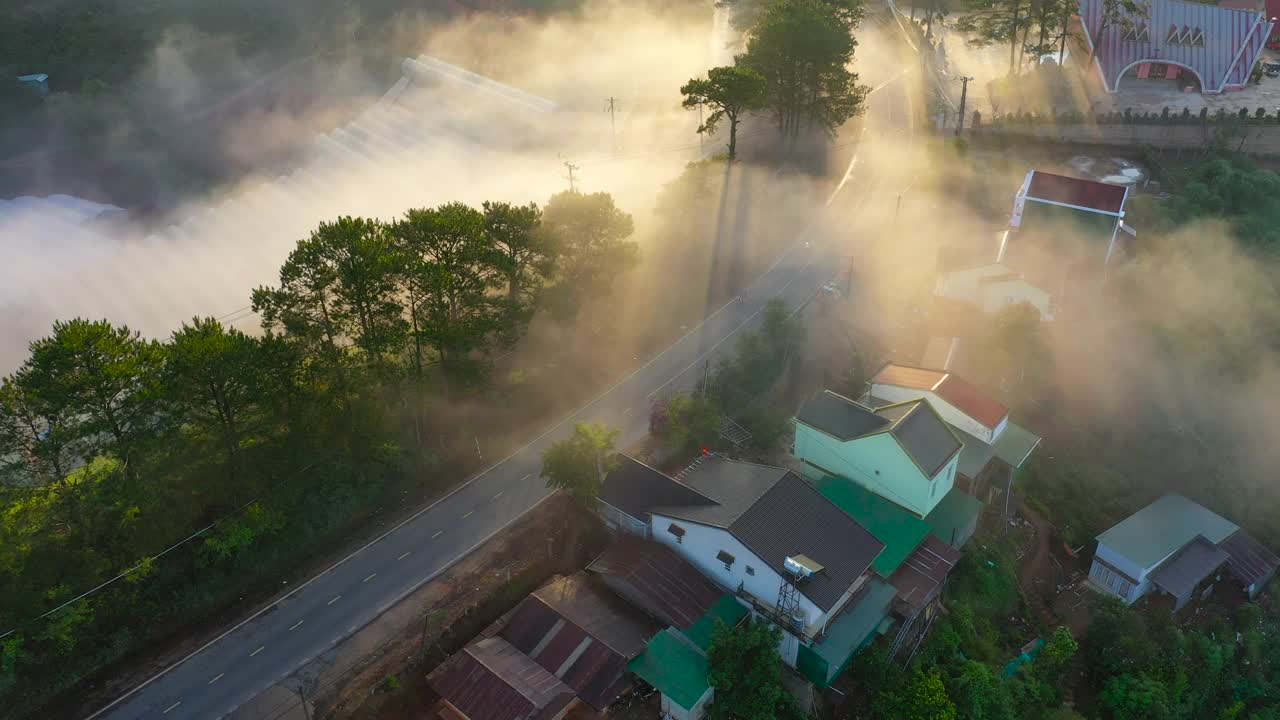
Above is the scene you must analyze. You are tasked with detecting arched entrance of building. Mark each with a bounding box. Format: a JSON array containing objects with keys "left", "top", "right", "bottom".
[{"left": 1115, "top": 60, "right": 1204, "bottom": 94}]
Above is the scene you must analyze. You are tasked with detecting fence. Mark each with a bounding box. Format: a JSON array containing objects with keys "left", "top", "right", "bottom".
[{"left": 958, "top": 108, "right": 1280, "bottom": 156}]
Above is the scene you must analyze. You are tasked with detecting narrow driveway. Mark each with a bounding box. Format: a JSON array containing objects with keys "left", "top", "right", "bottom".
[{"left": 91, "top": 41, "right": 914, "bottom": 720}]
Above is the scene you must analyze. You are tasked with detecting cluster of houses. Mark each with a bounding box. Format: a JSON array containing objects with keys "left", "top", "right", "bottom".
[
  {"left": 426, "top": 360, "right": 1043, "bottom": 720},
  {"left": 424, "top": 165, "right": 1278, "bottom": 718}
]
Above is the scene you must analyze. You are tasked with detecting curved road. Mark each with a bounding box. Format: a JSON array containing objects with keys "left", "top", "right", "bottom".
[{"left": 90, "top": 32, "right": 915, "bottom": 720}]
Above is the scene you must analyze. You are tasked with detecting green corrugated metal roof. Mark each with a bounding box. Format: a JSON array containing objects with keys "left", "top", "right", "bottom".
[
  {"left": 814, "top": 475, "right": 930, "bottom": 576},
  {"left": 628, "top": 628, "right": 709, "bottom": 710},
  {"left": 683, "top": 594, "right": 749, "bottom": 651},
  {"left": 812, "top": 578, "right": 897, "bottom": 673},
  {"left": 924, "top": 488, "right": 983, "bottom": 546},
  {"left": 1096, "top": 494, "right": 1239, "bottom": 570},
  {"left": 993, "top": 421, "right": 1040, "bottom": 469}
]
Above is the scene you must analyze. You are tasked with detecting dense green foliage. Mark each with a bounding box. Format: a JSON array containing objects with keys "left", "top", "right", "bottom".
[
  {"left": 540, "top": 422, "right": 620, "bottom": 504},
  {"left": 1143, "top": 156, "right": 1280, "bottom": 253},
  {"left": 1084, "top": 597, "right": 1280, "bottom": 719},
  {"left": 0, "top": 193, "right": 635, "bottom": 716},
  {"left": 739, "top": 0, "right": 869, "bottom": 141},
  {"left": 844, "top": 536, "right": 1076, "bottom": 720},
  {"left": 706, "top": 619, "right": 804, "bottom": 720},
  {"left": 954, "top": 0, "right": 1077, "bottom": 74}
]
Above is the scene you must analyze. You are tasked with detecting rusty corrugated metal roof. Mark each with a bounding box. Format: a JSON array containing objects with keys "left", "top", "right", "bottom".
[
  {"left": 1078, "top": 0, "right": 1273, "bottom": 92},
  {"left": 499, "top": 573, "right": 655, "bottom": 711},
  {"left": 587, "top": 538, "right": 724, "bottom": 629},
  {"left": 1026, "top": 171, "right": 1128, "bottom": 214},
  {"left": 430, "top": 637, "right": 576, "bottom": 720}
]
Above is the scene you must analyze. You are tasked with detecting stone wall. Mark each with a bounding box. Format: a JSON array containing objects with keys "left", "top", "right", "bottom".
[{"left": 958, "top": 110, "right": 1280, "bottom": 156}]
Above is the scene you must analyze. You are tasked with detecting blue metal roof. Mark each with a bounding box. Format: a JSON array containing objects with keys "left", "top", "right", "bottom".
[{"left": 1078, "top": 0, "right": 1272, "bottom": 92}]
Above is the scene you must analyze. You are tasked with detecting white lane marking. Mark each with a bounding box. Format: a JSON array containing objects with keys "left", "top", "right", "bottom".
[
  {"left": 432, "top": 530, "right": 443, "bottom": 539},
  {"left": 289, "top": 620, "right": 304, "bottom": 631},
  {"left": 363, "top": 573, "right": 377, "bottom": 583},
  {"left": 461, "top": 511, "right": 473, "bottom": 519},
  {"left": 208, "top": 674, "right": 224, "bottom": 685},
  {"left": 623, "top": 407, "right": 633, "bottom": 416},
  {"left": 82, "top": 76, "right": 903, "bottom": 720},
  {"left": 520, "top": 473, "right": 531, "bottom": 481},
  {"left": 163, "top": 701, "right": 181, "bottom": 714},
  {"left": 492, "top": 491, "right": 504, "bottom": 500},
  {"left": 398, "top": 551, "right": 411, "bottom": 560},
  {"left": 328, "top": 595, "right": 341, "bottom": 606},
  {"left": 250, "top": 646, "right": 265, "bottom": 657}
]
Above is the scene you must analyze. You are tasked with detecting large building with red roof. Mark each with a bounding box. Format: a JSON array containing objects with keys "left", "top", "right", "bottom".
[{"left": 1076, "top": 0, "right": 1273, "bottom": 94}]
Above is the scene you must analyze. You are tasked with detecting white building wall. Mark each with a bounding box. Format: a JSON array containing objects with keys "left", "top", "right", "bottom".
[
  {"left": 869, "top": 386, "right": 1004, "bottom": 445},
  {"left": 648, "top": 513, "right": 828, "bottom": 633},
  {"left": 935, "top": 264, "right": 1011, "bottom": 304},
  {"left": 1089, "top": 542, "right": 1160, "bottom": 604},
  {"left": 981, "top": 279, "right": 1053, "bottom": 320}
]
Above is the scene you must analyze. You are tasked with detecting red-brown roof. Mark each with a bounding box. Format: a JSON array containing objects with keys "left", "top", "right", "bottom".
[
  {"left": 872, "top": 364, "right": 1009, "bottom": 430},
  {"left": 587, "top": 538, "right": 723, "bottom": 630},
  {"left": 1026, "top": 171, "right": 1128, "bottom": 215},
  {"left": 431, "top": 637, "right": 576, "bottom": 720},
  {"left": 887, "top": 535, "right": 961, "bottom": 615},
  {"left": 500, "top": 574, "right": 654, "bottom": 711},
  {"left": 934, "top": 375, "right": 1009, "bottom": 430}
]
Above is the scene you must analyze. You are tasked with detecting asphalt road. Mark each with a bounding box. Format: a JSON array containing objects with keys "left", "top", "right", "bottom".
[{"left": 90, "top": 42, "right": 913, "bottom": 720}]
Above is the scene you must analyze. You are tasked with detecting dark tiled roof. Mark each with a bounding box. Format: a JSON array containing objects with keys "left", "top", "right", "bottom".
[
  {"left": 587, "top": 538, "right": 724, "bottom": 629},
  {"left": 500, "top": 574, "right": 654, "bottom": 710},
  {"left": 654, "top": 456, "right": 788, "bottom": 528},
  {"left": 796, "top": 390, "right": 888, "bottom": 440},
  {"left": 887, "top": 535, "right": 961, "bottom": 615},
  {"left": 1026, "top": 171, "right": 1128, "bottom": 214},
  {"left": 880, "top": 400, "right": 963, "bottom": 478},
  {"left": 1220, "top": 530, "right": 1280, "bottom": 587},
  {"left": 1150, "top": 536, "right": 1230, "bottom": 600},
  {"left": 599, "top": 454, "right": 715, "bottom": 521},
  {"left": 728, "top": 473, "right": 885, "bottom": 612},
  {"left": 431, "top": 637, "right": 576, "bottom": 720}
]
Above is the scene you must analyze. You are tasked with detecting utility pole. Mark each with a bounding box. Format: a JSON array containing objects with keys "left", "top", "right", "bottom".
[
  {"left": 956, "top": 76, "right": 975, "bottom": 137},
  {"left": 701, "top": 359, "right": 711, "bottom": 398},
  {"left": 297, "top": 685, "right": 313, "bottom": 720},
  {"left": 563, "top": 160, "right": 580, "bottom": 192},
  {"left": 605, "top": 97, "right": 619, "bottom": 155}
]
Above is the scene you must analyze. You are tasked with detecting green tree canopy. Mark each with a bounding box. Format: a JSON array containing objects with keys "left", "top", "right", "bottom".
[
  {"left": 739, "top": 0, "right": 868, "bottom": 141},
  {"left": 391, "top": 203, "right": 510, "bottom": 389},
  {"left": 706, "top": 619, "right": 803, "bottom": 720},
  {"left": 540, "top": 191, "right": 639, "bottom": 322},
  {"left": 540, "top": 422, "right": 620, "bottom": 504},
  {"left": 680, "top": 65, "right": 767, "bottom": 160}
]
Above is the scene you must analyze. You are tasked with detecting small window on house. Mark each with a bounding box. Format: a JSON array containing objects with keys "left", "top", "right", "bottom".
[
  {"left": 668, "top": 523, "right": 685, "bottom": 544},
  {"left": 746, "top": 565, "right": 756, "bottom": 576},
  {"left": 717, "top": 550, "right": 735, "bottom": 570}
]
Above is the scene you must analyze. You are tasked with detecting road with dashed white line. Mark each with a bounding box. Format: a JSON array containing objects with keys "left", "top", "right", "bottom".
[{"left": 87, "top": 31, "right": 915, "bottom": 720}]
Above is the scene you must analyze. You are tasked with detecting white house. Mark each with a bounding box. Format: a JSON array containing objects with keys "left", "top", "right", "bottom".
[
  {"left": 598, "top": 454, "right": 890, "bottom": 686},
  {"left": 1089, "top": 494, "right": 1279, "bottom": 610},
  {"left": 868, "top": 364, "right": 1010, "bottom": 445},
  {"left": 935, "top": 261, "right": 1054, "bottom": 321}
]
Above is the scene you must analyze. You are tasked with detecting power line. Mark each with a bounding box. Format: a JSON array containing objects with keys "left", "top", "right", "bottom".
[
  {"left": 563, "top": 160, "right": 580, "bottom": 192},
  {"left": 604, "top": 96, "right": 619, "bottom": 156}
]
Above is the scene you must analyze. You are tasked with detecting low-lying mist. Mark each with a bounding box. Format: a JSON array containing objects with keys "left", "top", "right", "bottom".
[{"left": 1, "top": 0, "right": 746, "bottom": 373}]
